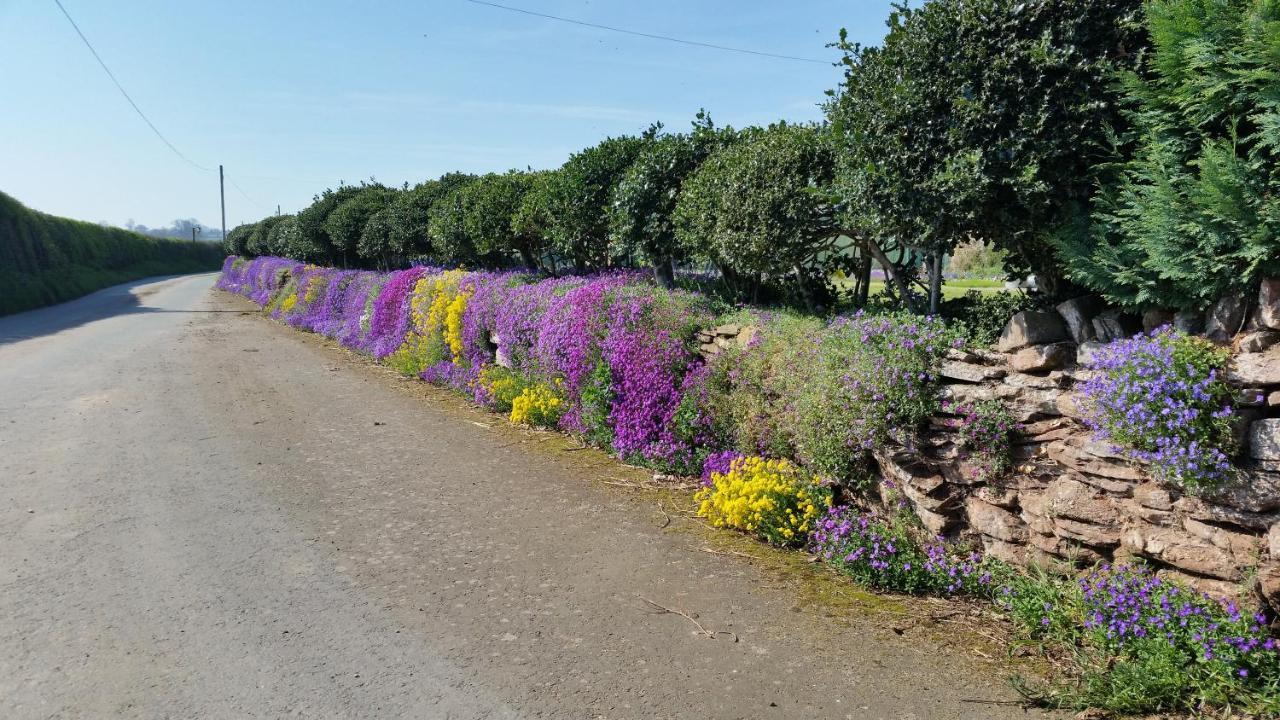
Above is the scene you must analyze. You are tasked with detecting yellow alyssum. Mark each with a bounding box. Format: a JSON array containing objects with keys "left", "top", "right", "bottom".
[
  {"left": 509, "top": 383, "right": 564, "bottom": 428},
  {"left": 444, "top": 288, "right": 470, "bottom": 364},
  {"left": 280, "top": 293, "right": 298, "bottom": 313},
  {"left": 694, "top": 456, "right": 829, "bottom": 547}
]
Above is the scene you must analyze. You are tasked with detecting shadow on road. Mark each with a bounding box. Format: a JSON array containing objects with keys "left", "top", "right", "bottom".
[{"left": 0, "top": 274, "right": 228, "bottom": 346}]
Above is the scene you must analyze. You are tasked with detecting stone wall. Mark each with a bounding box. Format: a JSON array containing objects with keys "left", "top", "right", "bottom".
[{"left": 705, "top": 282, "right": 1280, "bottom": 612}]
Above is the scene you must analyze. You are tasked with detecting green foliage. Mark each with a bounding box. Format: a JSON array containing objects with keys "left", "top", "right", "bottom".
[
  {"left": 1056, "top": 0, "right": 1280, "bottom": 311},
  {"left": 327, "top": 185, "right": 399, "bottom": 262},
  {"left": 543, "top": 134, "right": 646, "bottom": 271},
  {"left": 950, "top": 398, "right": 1019, "bottom": 484},
  {"left": 610, "top": 113, "right": 730, "bottom": 286},
  {"left": 246, "top": 215, "right": 287, "bottom": 257},
  {"left": 427, "top": 180, "right": 477, "bottom": 265},
  {"left": 224, "top": 222, "right": 253, "bottom": 257},
  {"left": 459, "top": 170, "right": 546, "bottom": 270},
  {"left": 829, "top": 0, "right": 1145, "bottom": 299},
  {"left": 357, "top": 208, "right": 397, "bottom": 270},
  {"left": 940, "top": 290, "right": 1039, "bottom": 347},
  {"left": 267, "top": 215, "right": 298, "bottom": 258},
  {"left": 947, "top": 240, "right": 1007, "bottom": 278},
  {"left": 673, "top": 123, "right": 840, "bottom": 306},
  {"left": 388, "top": 172, "right": 476, "bottom": 261},
  {"left": 0, "top": 191, "right": 222, "bottom": 315},
  {"left": 1002, "top": 565, "right": 1280, "bottom": 715},
  {"left": 294, "top": 185, "right": 364, "bottom": 263}
]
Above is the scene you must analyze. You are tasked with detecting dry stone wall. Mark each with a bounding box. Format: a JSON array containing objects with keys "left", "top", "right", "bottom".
[{"left": 704, "top": 281, "right": 1280, "bottom": 612}]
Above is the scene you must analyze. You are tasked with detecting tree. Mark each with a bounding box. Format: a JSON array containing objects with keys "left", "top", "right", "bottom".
[
  {"left": 610, "top": 113, "right": 731, "bottom": 288},
  {"left": 294, "top": 185, "right": 365, "bottom": 264},
  {"left": 828, "top": 0, "right": 1146, "bottom": 310},
  {"left": 387, "top": 172, "right": 475, "bottom": 261},
  {"left": 461, "top": 170, "right": 548, "bottom": 271},
  {"left": 427, "top": 179, "right": 478, "bottom": 265},
  {"left": 246, "top": 215, "right": 287, "bottom": 257},
  {"left": 326, "top": 184, "right": 398, "bottom": 266},
  {"left": 1055, "top": 0, "right": 1280, "bottom": 312},
  {"left": 511, "top": 170, "right": 560, "bottom": 273},
  {"left": 267, "top": 215, "right": 299, "bottom": 258},
  {"left": 673, "top": 122, "right": 843, "bottom": 309},
  {"left": 358, "top": 209, "right": 397, "bottom": 270},
  {"left": 224, "top": 223, "right": 254, "bottom": 257},
  {"left": 543, "top": 134, "right": 646, "bottom": 272}
]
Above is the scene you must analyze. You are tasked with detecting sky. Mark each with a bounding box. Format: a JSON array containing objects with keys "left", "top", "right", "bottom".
[{"left": 0, "top": 0, "right": 898, "bottom": 231}]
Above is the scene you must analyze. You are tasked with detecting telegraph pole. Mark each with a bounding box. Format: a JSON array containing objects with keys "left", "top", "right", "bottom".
[{"left": 219, "top": 164, "right": 227, "bottom": 243}]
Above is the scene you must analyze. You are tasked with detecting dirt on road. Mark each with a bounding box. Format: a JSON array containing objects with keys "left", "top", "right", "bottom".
[{"left": 0, "top": 274, "right": 1055, "bottom": 719}]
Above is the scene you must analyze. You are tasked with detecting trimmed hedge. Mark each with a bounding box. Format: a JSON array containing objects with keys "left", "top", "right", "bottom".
[{"left": 0, "top": 191, "right": 223, "bottom": 315}]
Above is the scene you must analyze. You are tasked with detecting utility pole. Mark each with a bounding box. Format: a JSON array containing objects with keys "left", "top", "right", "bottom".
[
  {"left": 192, "top": 224, "right": 199, "bottom": 243},
  {"left": 277, "top": 204, "right": 281, "bottom": 217},
  {"left": 219, "top": 164, "right": 227, "bottom": 243}
]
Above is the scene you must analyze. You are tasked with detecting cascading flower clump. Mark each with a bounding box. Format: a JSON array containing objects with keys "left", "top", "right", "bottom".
[
  {"left": 694, "top": 455, "right": 831, "bottom": 547},
  {"left": 809, "top": 505, "right": 995, "bottom": 596},
  {"left": 1078, "top": 326, "right": 1235, "bottom": 489}
]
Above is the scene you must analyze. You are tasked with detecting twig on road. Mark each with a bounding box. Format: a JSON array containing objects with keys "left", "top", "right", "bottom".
[
  {"left": 637, "top": 595, "right": 739, "bottom": 642},
  {"left": 699, "top": 546, "right": 758, "bottom": 560}
]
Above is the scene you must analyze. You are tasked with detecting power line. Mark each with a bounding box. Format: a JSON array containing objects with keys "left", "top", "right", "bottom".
[
  {"left": 52, "top": 0, "right": 215, "bottom": 172},
  {"left": 462, "top": 0, "right": 830, "bottom": 65}
]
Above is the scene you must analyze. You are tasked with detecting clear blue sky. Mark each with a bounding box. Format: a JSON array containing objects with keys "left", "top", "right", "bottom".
[{"left": 0, "top": 0, "right": 897, "bottom": 230}]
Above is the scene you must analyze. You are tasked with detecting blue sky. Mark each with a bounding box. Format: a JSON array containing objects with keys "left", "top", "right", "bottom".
[{"left": 0, "top": 1, "right": 897, "bottom": 230}]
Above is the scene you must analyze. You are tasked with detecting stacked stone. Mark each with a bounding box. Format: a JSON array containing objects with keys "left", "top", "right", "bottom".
[
  {"left": 695, "top": 324, "right": 757, "bottom": 359},
  {"left": 870, "top": 279, "right": 1280, "bottom": 611}
]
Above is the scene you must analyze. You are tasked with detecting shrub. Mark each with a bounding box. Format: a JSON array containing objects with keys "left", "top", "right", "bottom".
[
  {"left": 787, "top": 312, "right": 956, "bottom": 484},
  {"left": 940, "top": 290, "right": 1039, "bottom": 348},
  {"left": 673, "top": 123, "right": 840, "bottom": 308},
  {"left": 1055, "top": 0, "right": 1280, "bottom": 312},
  {"left": 810, "top": 506, "right": 998, "bottom": 596},
  {"left": 387, "top": 173, "right": 476, "bottom": 261},
  {"left": 695, "top": 456, "right": 831, "bottom": 547},
  {"left": 1078, "top": 327, "right": 1235, "bottom": 489},
  {"left": 461, "top": 171, "right": 547, "bottom": 271},
  {"left": 1002, "top": 564, "right": 1280, "bottom": 714},
  {"left": 543, "top": 135, "right": 646, "bottom": 272},
  {"left": 327, "top": 185, "right": 399, "bottom": 264}
]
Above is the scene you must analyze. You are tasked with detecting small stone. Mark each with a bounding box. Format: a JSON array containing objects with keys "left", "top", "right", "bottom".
[
  {"left": 1133, "top": 483, "right": 1174, "bottom": 511},
  {"left": 939, "top": 360, "right": 1006, "bottom": 384},
  {"left": 1075, "top": 341, "right": 1104, "bottom": 368},
  {"left": 1229, "top": 345, "right": 1280, "bottom": 386},
  {"left": 997, "top": 311, "right": 1069, "bottom": 353},
  {"left": 1206, "top": 292, "right": 1249, "bottom": 342},
  {"left": 1008, "top": 343, "right": 1076, "bottom": 373},
  {"left": 1258, "top": 561, "right": 1280, "bottom": 610},
  {"left": 1056, "top": 296, "right": 1104, "bottom": 344},
  {"left": 1269, "top": 523, "right": 1280, "bottom": 558},
  {"left": 965, "top": 497, "right": 1029, "bottom": 543},
  {"left": 1240, "top": 330, "right": 1280, "bottom": 354},
  {"left": 1141, "top": 308, "right": 1175, "bottom": 333},
  {"left": 1173, "top": 310, "right": 1205, "bottom": 335},
  {"left": 1270, "top": 391, "right": 1280, "bottom": 408},
  {"left": 1257, "top": 277, "right": 1280, "bottom": 330},
  {"left": 1092, "top": 309, "right": 1141, "bottom": 343},
  {"left": 1250, "top": 419, "right": 1280, "bottom": 460},
  {"left": 714, "top": 323, "right": 740, "bottom": 336}
]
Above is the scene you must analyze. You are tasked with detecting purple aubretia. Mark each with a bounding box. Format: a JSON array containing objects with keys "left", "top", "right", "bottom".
[{"left": 1078, "top": 326, "right": 1236, "bottom": 489}]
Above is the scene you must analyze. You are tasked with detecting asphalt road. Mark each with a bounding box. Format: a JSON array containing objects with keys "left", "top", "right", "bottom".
[{"left": 0, "top": 274, "right": 1050, "bottom": 719}]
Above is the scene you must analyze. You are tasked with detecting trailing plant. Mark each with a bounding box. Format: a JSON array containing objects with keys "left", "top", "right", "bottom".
[
  {"left": 809, "top": 505, "right": 999, "bottom": 596},
  {"left": 1078, "top": 327, "right": 1236, "bottom": 489},
  {"left": 948, "top": 398, "right": 1019, "bottom": 484},
  {"left": 1001, "top": 564, "right": 1280, "bottom": 715}
]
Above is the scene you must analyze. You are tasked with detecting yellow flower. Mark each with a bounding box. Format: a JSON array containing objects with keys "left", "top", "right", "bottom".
[{"left": 695, "top": 455, "right": 831, "bottom": 547}]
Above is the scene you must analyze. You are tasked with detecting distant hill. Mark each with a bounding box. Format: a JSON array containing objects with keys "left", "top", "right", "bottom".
[{"left": 0, "top": 191, "right": 224, "bottom": 315}]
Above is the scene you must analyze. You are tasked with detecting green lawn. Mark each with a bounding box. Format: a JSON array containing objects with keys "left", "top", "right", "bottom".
[{"left": 860, "top": 278, "right": 1007, "bottom": 301}]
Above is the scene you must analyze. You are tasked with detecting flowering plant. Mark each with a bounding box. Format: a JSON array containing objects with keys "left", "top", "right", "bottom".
[
  {"left": 509, "top": 381, "right": 565, "bottom": 428},
  {"left": 1078, "top": 327, "right": 1235, "bottom": 489},
  {"left": 788, "top": 311, "right": 957, "bottom": 483},
  {"left": 948, "top": 398, "right": 1019, "bottom": 483},
  {"left": 1002, "top": 564, "right": 1280, "bottom": 713},
  {"left": 809, "top": 506, "right": 996, "bottom": 596},
  {"left": 695, "top": 456, "right": 830, "bottom": 547}
]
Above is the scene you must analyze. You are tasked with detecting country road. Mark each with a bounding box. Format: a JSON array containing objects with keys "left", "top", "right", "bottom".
[{"left": 0, "top": 274, "right": 1051, "bottom": 719}]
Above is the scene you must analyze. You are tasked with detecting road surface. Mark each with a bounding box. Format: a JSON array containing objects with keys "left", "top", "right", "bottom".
[{"left": 0, "top": 275, "right": 1049, "bottom": 719}]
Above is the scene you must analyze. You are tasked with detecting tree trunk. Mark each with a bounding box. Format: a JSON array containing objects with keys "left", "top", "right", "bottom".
[
  {"left": 856, "top": 234, "right": 917, "bottom": 314},
  {"left": 928, "top": 250, "right": 943, "bottom": 316},
  {"left": 855, "top": 254, "right": 872, "bottom": 308},
  {"left": 517, "top": 246, "right": 537, "bottom": 272},
  {"left": 653, "top": 257, "right": 675, "bottom": 289}
]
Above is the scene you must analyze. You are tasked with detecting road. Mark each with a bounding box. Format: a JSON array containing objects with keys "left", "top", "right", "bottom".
[{"left": 0, "top": 274, "right": 1048, "bottom": 719}]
